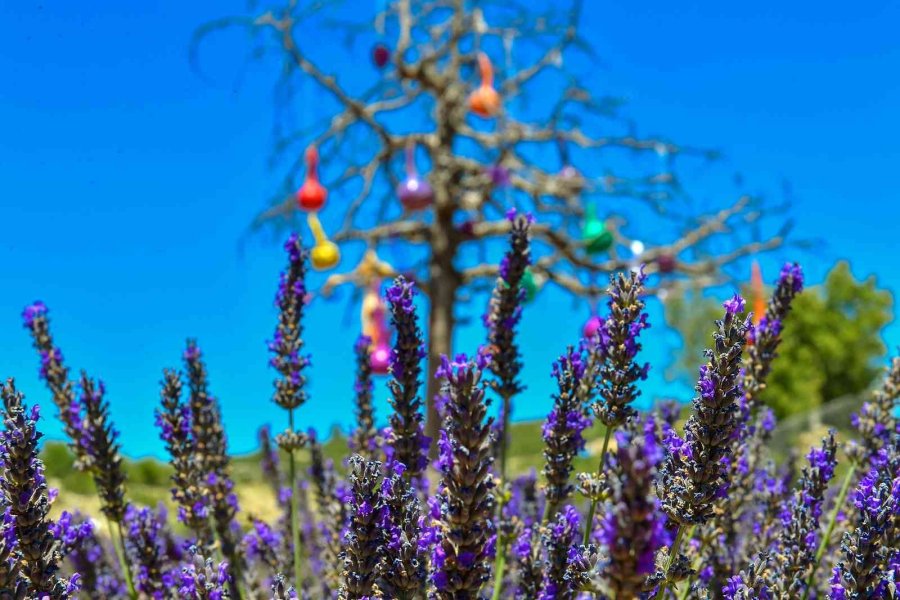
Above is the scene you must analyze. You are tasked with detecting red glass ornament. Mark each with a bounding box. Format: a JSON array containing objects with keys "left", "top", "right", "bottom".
[
  {"left": 657, "top": 253, "right": 676, "bottom": 274},
  {"left": 296, "top": 145, "right": 327, "bottom": 211},
  {"left": 372, "top": 43, "right": 390, "bottom": 68},
  {"left": 751, "top": 260, "right": 765, "bottom": 325}
]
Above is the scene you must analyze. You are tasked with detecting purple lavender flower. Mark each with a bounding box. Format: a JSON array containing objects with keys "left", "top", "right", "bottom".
[
  {"left": 431, "top": 353, "right": 496, "bottom": 598},
  {"left": 178, "top": 547, "right": 230, "bottom": 599},
  {"left": 21, "top": 301, "right": 89, "bottom": 465},
  {"left": 349, "top": 336, "right": 378, "bottom": 460},
  {"left": 591, "top": 268, "right": 650, "bottom": 430},
  {"left": 183, "top": 340, "right": 242, "bottom": 593},
  {"left": 849, "top": 356, "right": 900, "bottom": 466},
  {"left": 379, "top": 461, "right": 426, "bottom": 597},
  {"left": 385, "top": 277, "right": 429, "bottom": 484},
  {"left": 0, "top": 379, "right": 74, "bottom": 596},
  {"left": 257, "top": 424, "right": 282, "bottom": 495},
  {"left": 743, "top": 263, "right": 804, "bottom": 409},
  {"left": 77, "top": 374, "right": 127, "bottom": 524},
  {"left": 771, "top": 431, "right": 837, "bottom": 593},
  {"left": 155, "top": 370, "right": 214, "bottom": 549},
  {"left": 538, "top": 505, "right": 592, "bottom": 600},
  {"left": 483, "top": 211, "right": 531, "bottom": 475},
  {"left": 269, "top": 233, "right": 311, "bottom": 413},
  {"left": 658, "top": 295, "right": 751, "bottom": 526},
  {"left": 338, "top": 456, "right": 384, "bottom": 599},
  {"left": 542, "top": 348, "right": 592, "bottom": 516},
  {"left": 0, "top": 508, "right": 27, "bottom": 597},
  {"left": 122, "top": 504, "right": 170, "bottom": 598},
  {"left": 600, "top": 418, "right": 670, "bottom": 596}
]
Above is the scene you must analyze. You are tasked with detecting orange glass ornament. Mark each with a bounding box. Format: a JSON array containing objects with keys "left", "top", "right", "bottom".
[
  {"left": 296, "top": 145, "right": 327, "bottom": 211},
  {"left": 751, "top": 260, "right": 765, "bottom": 325},
  {"left": 468, "top": 53, "right": 501, "bottom": 118}
]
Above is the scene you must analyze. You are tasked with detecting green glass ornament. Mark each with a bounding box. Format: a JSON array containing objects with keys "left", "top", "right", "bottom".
[
  {"left": 521, "top": 268, "right": 539, "bottom": 302},
  {"left": 582, "top": 203, "right": 613, "bottom": 254}
]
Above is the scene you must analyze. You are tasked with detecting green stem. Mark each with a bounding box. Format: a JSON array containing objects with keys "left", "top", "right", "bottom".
[
  {"left": 801, "top": 463, "right": 857, "bottom": 600},
  {"left": 108, "top": 517, "right": 136, "bottom": 599},
  {"left": 499, "top": 391, "right": 512, "bottom": 480},
  {"left": 676, "top": 526, "right": 699, "bottom": 600},
  {"left": 288, "top": 408, "right": 303, "bottom": 591},
  {"left": 583, "top": 426, "right": 613, "bottom": 546},
  {"left": 490, "top": 537, "right": 509, "bottom": 600},
  {"left": 654, "top": 525, "right": 685, "bottom": 600}
]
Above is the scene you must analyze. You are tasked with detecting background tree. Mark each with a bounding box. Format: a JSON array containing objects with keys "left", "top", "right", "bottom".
[
  {"left": 197, "top": 1, "right": 788, "bottom": 446},
  {"left": 665, "top": 260, "right": 894, "bottom": 418}
]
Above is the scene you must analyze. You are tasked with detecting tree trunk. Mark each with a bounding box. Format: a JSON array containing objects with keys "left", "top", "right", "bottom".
[
  {"left": 425, "top": 208, "right": 459, "bottom": 457},
  {"left": 425, "top": 268, "right": 456, "bottom": 457}
]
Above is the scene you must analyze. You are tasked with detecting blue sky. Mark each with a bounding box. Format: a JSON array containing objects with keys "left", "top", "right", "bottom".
[{"left": 1, "top": 1, "right": 898, "bottom": 457}]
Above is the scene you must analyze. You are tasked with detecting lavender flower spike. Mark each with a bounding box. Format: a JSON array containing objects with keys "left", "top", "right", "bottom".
[
  {"left": 431, "top": 352, "right": 496, "bottom": 598},
  {"left": 743, "top": 262, "right": 804, "bottom": 408},
  {"left": 0, "top": 379, "right": 73, "bottom": 596},
  {"left": 655, "top": 295, "right": 750, "bottom": 597},
  {"left": 0, "top": 508, "right": 28, "bottom": 597},
  {"left": 349, "top": 335, "right": 378, "bottom": 460},
  {"left": 385, "top": 277, "right": 428, "bottom": 484},
  {"left": 484, "top": 210, "right": 532, "bottom": 475},
  {"left": 338, "top": 456, "right": 384, "bottom": 599},
  {"left": 542, "top": 348, "right": 591, "bottom": 518},
  {"left": 378, "top": 461, "right": 426, "bottom": 598},
  {"left": 21, "top": 301, "right": 88, "bottom": 466},
  {"left": 269, "top": 232, "right": 311, "bottom": 413},
  {"left": 77, "top": 373, "right": 127, "bottom": 524},
  {"left": 592, "top": 267, "right": 650, "bottom": 430},
  {"left": 771, "top": 431, "right": 837, "bottom": 594},
  {"left": 183, "top": 340, "right": 243, "bottom": 596},
  {"left": 155, "top": 369, "right": 214, "bottom": 549}
]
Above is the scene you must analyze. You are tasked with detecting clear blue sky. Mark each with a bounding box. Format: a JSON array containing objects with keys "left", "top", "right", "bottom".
[{"left": 1, "top": 1, "right": 897, "bottom": 457}]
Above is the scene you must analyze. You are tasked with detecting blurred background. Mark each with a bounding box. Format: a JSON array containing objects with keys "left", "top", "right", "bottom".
[{"left": 1, "top": 0, "right": 897, "bottom": 463}]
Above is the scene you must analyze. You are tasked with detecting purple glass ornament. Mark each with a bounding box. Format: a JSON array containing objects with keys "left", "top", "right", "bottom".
[
  {"left": 398, "top": 143, "right": 434, "bottom": 211},
  {"left": 582, "top": 315, "right": 603, "bottom": 339}
]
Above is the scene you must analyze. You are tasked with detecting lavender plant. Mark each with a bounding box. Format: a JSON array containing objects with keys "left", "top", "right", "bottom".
[
  {"left": 484, "top": 210, "right": 532, "bottom": 476},
  {"left": 11, "top": 233, "right": 900, "bottom": 600},
  {"left": 384, "top": 276, "right": 428, "bottom": 486}
]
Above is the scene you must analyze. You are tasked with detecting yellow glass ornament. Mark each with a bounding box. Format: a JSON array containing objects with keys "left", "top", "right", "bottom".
[{"left": 307, "top": 212, "right": 340, "bottom": 271}]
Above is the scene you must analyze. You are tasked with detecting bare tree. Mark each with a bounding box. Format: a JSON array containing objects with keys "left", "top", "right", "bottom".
[{"left": 196, "top": 0, "right": 788, "bottom": 450}]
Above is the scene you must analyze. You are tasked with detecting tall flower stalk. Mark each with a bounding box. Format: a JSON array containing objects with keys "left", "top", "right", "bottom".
[
  {"left": 655, "top": 295, "right": 750, "bottom": 598},
  {"left": 156, "top": 369, "right": 215, "bottom": 550},
  {"left": 349, "top": 335, "right": 377, "bottom": 460},
  {"left": 0, "top": 379, "right": 76, "bottom": 597},
  {"left": 431, "top": 353, "right": 496, "bottom": 598},
  {"left": 268, "top": 232, "right": 312, "bottom": 590},
  {"left": 385, "top": 277, "right": 428, "bottom": 487},
  {"left": 337, "top": 456, "right": 384, "bottom": 599},
  {"left": 584, "top": 268, "right": 649, "bottom": 543},
  {"left": 541, "top": 348, "right": 591, "bottom": 521},
  {"left": 484, "top": 210, "right": 532, "bottom": 478},
  {"left": 183, "top": 340, "right": 243, "bottom": 597}
]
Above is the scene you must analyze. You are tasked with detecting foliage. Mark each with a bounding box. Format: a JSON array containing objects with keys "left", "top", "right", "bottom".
[{"left": 665, "top": 260, "right": 893, "bottom": 418}]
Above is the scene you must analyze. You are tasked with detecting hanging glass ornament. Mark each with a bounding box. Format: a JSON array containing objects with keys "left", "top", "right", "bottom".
[
  {"left": 372, "top": 43, "right": 390, "bottom": 68},
  {"left": 307, "top": 212, "right": 340, "bottom": 271},
  {"left": 296, "top": 145, "right": 327, "bottom": 211},
  {"left": 487, "top": 163, "right": 510, "bottom": 188},
  {"left": 521, "top": 268, "right": 540, "bottom": 302},
  {"left": 630, "top": 240, "right": 645, "bottom": 256},
  {"left": 468, "top": 53, "right": 501, "bottom": 118},
  {"left": 656, "top": 253, "right": 676, "bottom": 273},
  {"left": 582, "top": 314, "right": 603, "bottom": 339},
  {"left": 582, "top": 203, "right": 613, "bottom": 254},
  {"left": 361, "top": 282, "right": 392, "bottom": 375},
  {"left": 751, "top": 260, "right": 765, "bottom": 325},
  {"left": 397, "top": 142, "right": 434, "bottom": 211}
]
